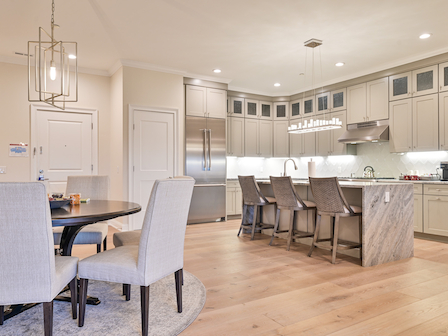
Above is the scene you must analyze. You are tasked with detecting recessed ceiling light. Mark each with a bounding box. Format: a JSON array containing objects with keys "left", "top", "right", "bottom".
[
  {"left": 274, "top": 83, "right": 281, "bottom": 87},
  {"left": 68, "top": 54, "right": 77, "bottom": 59},
  {"left": 335, "top": 62, "right": 345, "bottom": 67},
  {"left": 419, "top": 33, "right": 431, "bottom": 39},
  {"left": 213, "top": 69, "right": 221, "bottom": 73}
]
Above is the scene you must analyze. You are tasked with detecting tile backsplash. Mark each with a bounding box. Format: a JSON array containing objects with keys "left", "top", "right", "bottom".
[{"left": 227, "top": 142, "right": 448, "bottom": 179}]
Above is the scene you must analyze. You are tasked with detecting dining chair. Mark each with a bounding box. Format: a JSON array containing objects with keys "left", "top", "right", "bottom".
[
  {"left": 77, "top": 176, "right": 195, "bottom": 336},
  {"left": 0, "top": 182, "right": 78, "bottom": 336},
  {"left": 53, "top": 175, "right": 110, "bottom": 253},
  {"left": 237, "top": 175, "right": 276, "bottom": 240},
  {"left": 269, "top": 176, "right": 317, "bottom": 251},
  {"left": 307, "top": 177, "right": 362, "bottom": 264}
]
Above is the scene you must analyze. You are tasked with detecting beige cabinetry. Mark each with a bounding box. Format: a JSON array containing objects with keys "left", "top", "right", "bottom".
[
  {"left": 389, "top": 65, "right": 438, "bottom": 101},
  {"left": 302, "top": 116, "right": 316, "bottom": 156},
  {"left": 347, "top": 83, "right": 367, "bottom": 124},
  {"left": 423, "top": 184, "right": 448, "bottom": 236},
  {"left": 244, "top": 119, "right": 272, "bottom": 157},
  {"left": 316, "top": 92, "right": 330, "bottom": 114},
  {"left": 389, "top": 99, "right": 413, "bottom": 152},
  {"left": 439, "top": 91, "right": 448, "bottom": 150},
  {"left": 273, "top": 120, "right": 289, "bottom": 157},
  {"left": 316, "top": 110, "right": 351, "bottom": 156},
  {"left": 412, "top": 94, "right": 439, "bottom": 151},
  {"left": 288, "top": 117, "right": 315, "bottom": 157},
  {"left": 245, "top": 99, "right": 273, "bottom": 120},
  {"left": 228, "top": 97, "right": 245, "bottom": 117},
  {"left": 290, "top": 99, "right": 302, "bottom": 120},
  {"left": 414, "top": 184, "right": 423, "bottom": 233},
  {"left": 330, "top": 88, "right": 346, "bottom": 112},
  {"left": 227, "top": 116, "right": 245, "bottom": 156},
  {"left": 186, "top": 85, "right": 227, "bottom": 118},
  {"left": 439, "top": 62, "right": 448, "bottom": 92},
  {"left": 227, "top": 181, "right": 242, "bottom": 216},
  {"left": 303, "top": 96, "right": 315, "bottom": 117},
  {"left": 260, "top": 101, "right": 273, "bottom": 120},
  {"left": 273, "top": 102, "right": 289, "bottom": 120}
]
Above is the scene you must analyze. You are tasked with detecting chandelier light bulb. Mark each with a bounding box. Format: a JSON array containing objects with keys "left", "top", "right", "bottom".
[{"left": 50, "top": 61, "right": 57, "bottom": 81}]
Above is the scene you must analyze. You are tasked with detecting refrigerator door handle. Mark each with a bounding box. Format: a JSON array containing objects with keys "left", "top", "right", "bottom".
[
  {"left": 207, "top": 129, "right": 212, "bottom": 171},
  {"left": 202, "top": 129, "right": 207, "bottom": 171}
]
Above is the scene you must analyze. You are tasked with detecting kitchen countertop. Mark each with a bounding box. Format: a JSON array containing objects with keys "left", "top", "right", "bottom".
[{"left": 227, "top": 178, "right": 448, "bottom": 185}]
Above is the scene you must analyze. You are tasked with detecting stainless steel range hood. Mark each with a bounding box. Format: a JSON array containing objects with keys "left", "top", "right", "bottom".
[{"left": 338, "top": 120, "right": 389, "bottom": 144}]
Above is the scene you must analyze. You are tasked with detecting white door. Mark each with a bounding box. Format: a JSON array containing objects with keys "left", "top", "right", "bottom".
[
  {"left": 35, "top": 110, "right": 95, "bottom": 194},
  {"left": 131, "top": 109, "right": 175, "bottom": 230}
]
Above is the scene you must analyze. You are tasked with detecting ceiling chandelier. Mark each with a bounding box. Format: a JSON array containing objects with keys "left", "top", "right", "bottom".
[
  {"left": 28, "top": 0, "right": 78, "bottom": 110},
  {"left": 288, "top": 39, "right": 342, "bottom": 134}
]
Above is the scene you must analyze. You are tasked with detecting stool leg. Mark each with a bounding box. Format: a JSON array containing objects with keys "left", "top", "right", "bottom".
[
  {"left": 332, "top": 214, "right": 340, "bottom": 264},
  {"left": 359, "top": 215, "right": 363, "bottom": 264},
  {"left": 251, "top": 205, "right": 258, "bottom": 240},
  {"left": 308, "top": 214, "right": 321, "bottom": 257},
  {"left": 269, "top": 208, "right": 281, "bottom": 246},
  {"left": 259, "top": 205, "right": 263, "bottom": 225},
  {"left": 286, "top": 210, "right": 295, "bottom": 251},
  {"left": 238, "top": 204, "right": 247, "bottom": 236}
]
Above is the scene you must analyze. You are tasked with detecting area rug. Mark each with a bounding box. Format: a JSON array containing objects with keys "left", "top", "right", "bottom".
[{"left": 1, "top": 271, "right": 205, "bottom": 335}]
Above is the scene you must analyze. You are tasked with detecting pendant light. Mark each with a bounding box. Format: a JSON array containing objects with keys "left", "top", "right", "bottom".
[
  {"left": 288, "top": 39, "right": 342, "bottom": 134},
  {"left": 28, "top": 0, "right": 78, "bottom": 110}
]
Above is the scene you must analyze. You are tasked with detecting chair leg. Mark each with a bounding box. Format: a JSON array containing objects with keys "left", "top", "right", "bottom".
[
  {"left": 269, "top": 208, "right": 281, "bottom": 246},
  {"left": 124, "top": 284, "right": 131, "bottom": 301},
  {"left": 103, "top": 237, "right": 107, "bottom": 251},
  {"left": 308, "top": 214, "right": 321, "bottom": 257},
  {"left": 0, "top": 305, "right": 4, "bottom": 325},
  {"left": 43, "top": 301, "right": 53, "bottom": 336},
  {"left": 175, "top": 269, "right": 183, "bottom": 313},
  {"left": 286, "top": 210, "right": 295, "bottom": 251},
  {"left": 359, "top": 215, "right": 363, "bottom": 263},
  {"left": 237, "top": 204, "right": 247, "bottom": 236},
  {"left": 69, "top": 277, "right": 77, "bottom": 319},
  {"left": 140, "top": 285, "right": 150, "bottom": 336},
  {"left": 250, "top": 205, "right": 258, "bottom": 241},
  {"left": 78, "top": 279, "right": 89, "bottom": 327},
  {"left": 96, "top": 244, "right": 101, "bottom": 253},
  {"left": 332, "top": 214, "right": 340, "bottom": 264}
]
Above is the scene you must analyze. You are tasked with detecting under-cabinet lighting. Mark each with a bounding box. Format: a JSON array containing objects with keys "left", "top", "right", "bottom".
[
  {"left": 406, "top": 151, "right": 448, "bottom": 159},
  {"left": 226, "top": 156, "right": 237, "bottom": 159},
  {"left": 419, "top": 33, "right": 431, "bottom": 39}
]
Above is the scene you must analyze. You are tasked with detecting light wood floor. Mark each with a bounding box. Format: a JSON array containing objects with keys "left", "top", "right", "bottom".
[{"left": 73, "top": 220, "right": 448, "bottom": 335}]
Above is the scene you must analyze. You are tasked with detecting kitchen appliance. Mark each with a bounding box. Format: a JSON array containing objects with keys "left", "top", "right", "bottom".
[
  {"left": 440, "top": 162, "right": 448, "bottom": 181},
  {"left": 338, "top": 120, "right": 389, "bottom": 144},
  {"left": 185, "top": 116, "right": 226, "bottom": 224}
]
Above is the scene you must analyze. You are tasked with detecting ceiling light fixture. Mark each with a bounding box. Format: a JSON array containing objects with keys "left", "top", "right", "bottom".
[
  {"left": 28, "top": 0, "right": 78, "bottom": 109},
  {"left": 335, "top": 62, "right": 345, "bottom": 67},
  {"left": 419, "top": 33, "right": 431, "bottom": 39},
  {"left": 274, "top": 83, "right": 281, "bottom": 87},
  {"left": 213, "top": 69, "right": 221, "bottom": 73},
  {"left": 288, "top": 39, "right": 342, "bottom": 135}
]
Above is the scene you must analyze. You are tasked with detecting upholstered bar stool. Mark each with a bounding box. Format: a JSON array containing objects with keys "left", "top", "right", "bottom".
[
  {"left": 237, "top": 175, "right": 276, "bottom": 240},
  {"left": 307, "top": 177, "right": 362, "bottom": 264},
  {"left": 269, "top": 176, "right": 317, "bottom": 251}
]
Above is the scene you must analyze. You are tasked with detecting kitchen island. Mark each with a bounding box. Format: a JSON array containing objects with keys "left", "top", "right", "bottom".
[{"left": 255, "top": 180, "right": 414, "bottom": 267}]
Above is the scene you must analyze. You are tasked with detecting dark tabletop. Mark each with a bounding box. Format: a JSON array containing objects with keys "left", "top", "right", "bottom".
[{"left": 51, "top": 200, "right": 142, "bottom": 227}]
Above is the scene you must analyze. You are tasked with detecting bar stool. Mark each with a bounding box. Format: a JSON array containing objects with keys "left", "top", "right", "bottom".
[
  {"left": 237, "top": 175, "right": 276, "bottom": 240},
  {"left": 307, "top": 177, "right": 362, "bottom": 264},
  {"left": 269, "top": 176, "right": 316, "bottom": 251}
]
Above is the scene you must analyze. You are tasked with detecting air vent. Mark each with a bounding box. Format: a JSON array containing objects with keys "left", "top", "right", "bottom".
[
  {"left": 14, "top": 52, "right": 33, "bottom": 57},
  {"left": 357, "top": 121, "right": 379, "bottom": 128}
]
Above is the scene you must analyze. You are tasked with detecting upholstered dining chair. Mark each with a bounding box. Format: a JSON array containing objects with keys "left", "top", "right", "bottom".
[
  {"left": 237, "top": 175, "right": 276, "bottom": 240},
  {"left": 269, "top": 176, "right": 317, "bottom": 251},
  {"left": 0, "top": 182, "right": 78, "bottom": 336},
  {"left": 307, "top": 177, "right": 363, "bottom": 264},
  {"left": 77, "top": 176, "right": 195, "bottom": 336},
  {"left": 53, "top": 175, "right": 110, "bottom": 253}
]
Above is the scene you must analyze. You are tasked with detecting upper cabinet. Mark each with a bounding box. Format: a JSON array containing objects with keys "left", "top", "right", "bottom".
[
  {"left": 244, "top": 99, "right": 273, "bottom": 120},
  {"left": 439, "top": 62, "right": 448, "bottom": 92},
  {"left": 228, "top": 97, "right": 245, "bottom": 117},
  {"left": 273, "top": 120, "right": 290, "bottom": 157},
  {"left": 260, "top": 101, "right": 273, "bottom": 120},
  {"left": 347, "top": 77, "right": 388, "bottom": 124},
  {"left": 440, "top": 92, "right": 448, "bottom": 150},
  {"left": 227, "top": 116, "right": 245, "bottom": 157},
  {"left": 316, "top": 92, "right": 330, "bottom": 114},
  {"left": 330, "top": 88, "right": 346, "bottom": 112},
  {"left": 303, "top": 96, "right": 315, "bottom": 117},
  {"left": 273, "top": 102, "right": 289, "bottom": 120},
  {"left": 186, "top": 85, "right": 226, "bottom": 119},
  {"left": 389, "top": 65, "right": 438, "bottom": 101},
  {"left": 290, "top": 99, "right": 302, "bottom": 120},
  {"left": 316, "top": 110, "right": 353, "bottom": 156}
]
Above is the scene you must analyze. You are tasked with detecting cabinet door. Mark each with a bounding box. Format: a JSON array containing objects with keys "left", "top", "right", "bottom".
[
  {"left": 235, "top": 188, "right": 243, "bottom": 215},
  {"left": 186, "top": 85, "right": 206, "bottom": 117},
  {"left": 389, "top": 99, "right": 412, "bottom": 153},
  {"left": 330, "top": 110, "right": 348, "bottom": 155},
  {"left": 244, "top": 119, "right": 259, "bottom": 156},
  {"left": 347, "top": 83, "right": 367, "bottom": 124},
  {"left": 302, "top": 116, "right": 316, "bottom": 156},
  {"left": 412, "top": 65, "right": 438, "bottom": 97},
  {"left": 207, "top": 88, "right": 227, "bottom": 119},
  {"left": 412, "top": 94, "right": 438, "bottom": 151},
  {"left": 289, "top": 119, "right": 303, "bottom": 156},
  {"left": 424, "top": 195, "right": 448, "bottom": 236},
  {"left": 290, "top": 99, "right": 302, "bottom": 120},
  {"left": 303, "top": 97, "right": 315, "bottom": 117},
  {"left": 259, "top": 120, "right": 273, "bottom": 157},
  {"left": 414, "top": 194, "right": 423, "bottom": 233},
  {"left": 273, "top": 121, "right": 289, "bottom": 157},
  {"left": 439, "top": 92, "right": 448, "bottom": 150},
  {"left": 228, "top": 117, "right": 245, "bottom": 156},
  {"left": 316, "top": 115, "right": 331, "bottom": 156},
  {"left": 245, "top": 99, "right": 259, "bottom": 119},
  {"left": 260, "top": 101, "right": 273, "bottom": 120},
  {"left": 367, "top": 77, "right": 389, "bottom": 121},
  {"left": 389, "top": 72, "right": 411, "bottom": 101},
  {"left": 316, "top": 92, "right": 330, "bottom": 114},
  {"left": 226, "top": 118, "right": 232, "bottom": 156},
  {"left": 439, "top": 62, "right": 448, "bottom": 93},
  {"left": 226, "top": 188, "right": 236, "bottom": 215},
  {"left": 274, "top": 102, "right": 289, "bottom": 120},
  {"left": 330, "top": 88, "right": 346, "bottom": 112},
  {"left": 229, "top": 97, "right": 245, "bottom": 117}
]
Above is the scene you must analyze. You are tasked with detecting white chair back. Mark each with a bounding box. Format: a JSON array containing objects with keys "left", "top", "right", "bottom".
[
  {"left": 137, "top": 177, "right": 195, "bottom": 285},
  {"left": 0, "top": 183, "right": 56, "bottom": 305},
  {"left": 66, "top": 175, "right": 110, "bottom": 200}
]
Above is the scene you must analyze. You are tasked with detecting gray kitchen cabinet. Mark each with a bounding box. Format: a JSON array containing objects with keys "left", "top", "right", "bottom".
[
  {"left": 273, "top": 102, "right": 289, "bottom": 120},
  {"left": 316, "top": 110, "right": 351, "bottom": 156},
  {"left": 245, "top": 99, "right": 273, "bottom": 120},
  {"left": 244, "top": 118, "right": 272, "bottom": 157},
  {"left": 440, "top": 91, "right": 448, "bottom": 150},
  {"left": 414, "top": 188, "right": 423, "bottom": 233},
  {"left": 260, "top": 101, "right": 273, "bottom": 120},
  {"left": 439, "top": 62, "right": 448, "bottom": 92},
  {"left": 412, "top": 93, "right": 439, "bottom": 152},
  {"left": 330, "top": 88, "right": 346, "bottom": 112},
  {"left": 302, "top": 116, "right": 316, "bottom": 156},
  {"left": 289, "top": 116, "right": 316, "bottom": 157},
  {"left": 389, "top": 98, "right": 413, "bottom": 152},
  {"left": 273, "top": 120, "right": 289, "bottom": 157},
  {"left": 316, "top": 92, "right": 330, "bottom": 114},
  {"left": 303, "top": 96, "right": 315, "bottom": 117},
  {"left": 227, "top": 180, "right": 242, "bottom": 216},
  {"left": 227, "top": 116, "right": 245, "bottom": 156},
  {"left": 347, "top": 83, "right": 367, "bottom": 124},
  {"left": 290, "top": 99, "right": 302, "bottom": 120}
]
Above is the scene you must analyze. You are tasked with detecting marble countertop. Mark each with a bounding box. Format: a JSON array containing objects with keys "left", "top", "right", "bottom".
[{"left": 227, "top": 178, "right": 448, "bottom": 185}]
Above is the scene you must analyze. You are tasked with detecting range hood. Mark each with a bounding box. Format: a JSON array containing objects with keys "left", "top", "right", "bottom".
[{"left": 338, "top": 120, "right": 389, "bottom": 144}]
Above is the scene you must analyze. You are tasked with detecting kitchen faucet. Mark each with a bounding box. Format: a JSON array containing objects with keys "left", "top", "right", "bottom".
[{"left": 283, "top": 159, "right": 298, "bottom": 176}]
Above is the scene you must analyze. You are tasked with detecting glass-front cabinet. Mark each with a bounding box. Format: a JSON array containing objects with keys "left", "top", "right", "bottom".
[
  {"left": 303, "top": 96, "right": 315, "bottom": 116},
  {"left": 439, "top": 62, "right": 448, "bottom": 92},
  {"left": 389, "top": 72, "right": 411, "bottom": 101},
  {"left": 228, "top": 97, "right": 245, "bottom": 117},
  {"left": 290, "top": 99, "right": 302, "bottom": 120},
  {"left": 244, "top": 99, "right": 259, "bottom": 119},
  {"left": 259, "top": 101, "right": 273, "bottom": 120},
  {"left": 389, "top": 65, "right": 438, "bottom": 101},
  {"left": 273, "top": 102, "right": 289, "bottom": 120},
  {"left": 330, "top": 88, "right": 346, "bottom": 112},
  {"left": 315, "top": 92, "right": 330, "bottom": 114}
]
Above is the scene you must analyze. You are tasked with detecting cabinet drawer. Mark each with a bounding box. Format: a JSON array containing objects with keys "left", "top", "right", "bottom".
[
  {"left": 424, "top": 195, "right": 448, "bottom": 236},
  {"left": 424, "top": 184, "right": 448, "bottom": 196},
  {"left": 227, "top": 181, "right": 240, "bottom": 189},
  {"left": 413, "top": 184, "right": 423, "bottom": 195}
]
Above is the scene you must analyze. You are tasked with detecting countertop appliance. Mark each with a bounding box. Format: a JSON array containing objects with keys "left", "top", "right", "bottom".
[
  {"left": 185, "top": 116, "right": 226, "bottom": 224},
  {"left": 441, "top": 162, "right": 448, "bottom": 181}
]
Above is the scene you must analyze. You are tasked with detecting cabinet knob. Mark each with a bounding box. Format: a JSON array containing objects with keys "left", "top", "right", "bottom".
[
  {"left": 436, "top": 197, "right": 441, "bottom": 200},
  {"left": 436, "top": 189, "right": 441, "bottom": 191}
]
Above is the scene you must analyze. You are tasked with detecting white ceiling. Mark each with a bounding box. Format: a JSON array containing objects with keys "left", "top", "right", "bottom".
[{"left": 1, "top": 0, "right": 448, "bottom": 96}]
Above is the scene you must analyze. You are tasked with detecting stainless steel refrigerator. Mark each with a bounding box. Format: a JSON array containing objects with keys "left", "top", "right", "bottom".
[{"left": 185, "top": 116, "right": 226, "bottom": 224}]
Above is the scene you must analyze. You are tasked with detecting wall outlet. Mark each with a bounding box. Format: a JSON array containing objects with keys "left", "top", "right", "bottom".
[
  {"left": 0, "top": 166, "right": 6, "bottom": 174},
  {"left": 385, "top": 191, "right": 390, "bottom": 203}
]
